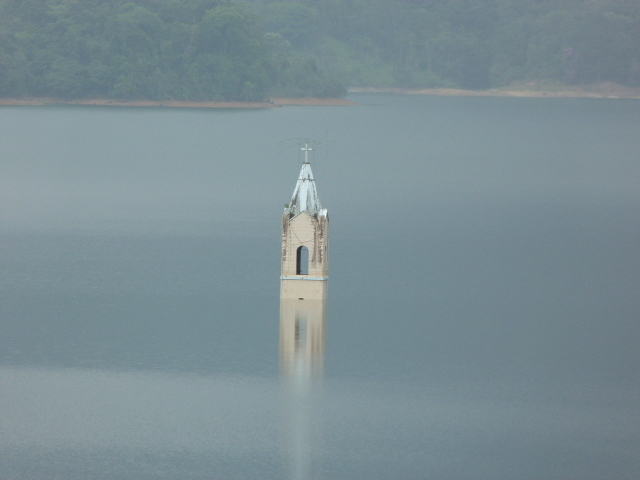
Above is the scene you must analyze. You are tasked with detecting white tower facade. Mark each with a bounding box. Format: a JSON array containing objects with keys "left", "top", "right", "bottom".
[{"left": 280, "top": 148, "right": 328, "bottom": 375}]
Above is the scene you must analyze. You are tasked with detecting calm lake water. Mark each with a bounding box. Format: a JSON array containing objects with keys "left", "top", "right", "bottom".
[{"left": 1, "top": 94, "right": 639, "bottom": 479}]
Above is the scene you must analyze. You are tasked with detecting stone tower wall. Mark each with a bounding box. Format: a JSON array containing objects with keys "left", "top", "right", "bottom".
[{"left": 281, "top": 212, "right": 329, "bottom": 278}]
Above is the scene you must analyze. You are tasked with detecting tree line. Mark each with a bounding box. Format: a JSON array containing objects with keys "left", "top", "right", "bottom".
[
  {"left": 0, "top": 0, "right": 345, "bottom": 100},
  {"left": 244, "top": 0, "right": 640, "bottom": 90},
  {"left": 1, "top": 0, "right": 639, "bottom": 101}
]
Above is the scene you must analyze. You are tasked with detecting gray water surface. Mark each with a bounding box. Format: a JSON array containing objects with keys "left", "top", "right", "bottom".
[{"left": 1, "top": 94, "right": 639, "bottom": 479}]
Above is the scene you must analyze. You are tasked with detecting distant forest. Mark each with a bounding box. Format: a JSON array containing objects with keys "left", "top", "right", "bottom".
[{"left": 1, "top": 0, "right": 639, "bottom": 101}]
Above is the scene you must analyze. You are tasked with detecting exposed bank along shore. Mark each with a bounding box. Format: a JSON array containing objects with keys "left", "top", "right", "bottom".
[
  {"left": 2, "top": 83, "right": 639, "bottom": 107},
  {"left": 350, "top": 82, "right": 640, "bottom": 99},
  {"left": 0, "top": 97, "right": 356, "bottom": 108}
]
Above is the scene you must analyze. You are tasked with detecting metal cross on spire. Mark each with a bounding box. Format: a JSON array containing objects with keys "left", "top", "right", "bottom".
[{"left": 301, "top": 142, "right": 312, "bottom": 164}]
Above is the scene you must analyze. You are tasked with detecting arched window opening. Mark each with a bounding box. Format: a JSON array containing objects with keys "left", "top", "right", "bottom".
[{"left": 296, "top": 246, "right": 309, "bottom": 275}]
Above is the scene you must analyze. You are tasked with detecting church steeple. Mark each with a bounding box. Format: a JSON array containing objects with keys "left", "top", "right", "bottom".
[
  {"left": 280, "top": 154, "right": 329, "bottom": 281},
  {"left": 285, "top": 144, "right": 325, "bottom": 218}
]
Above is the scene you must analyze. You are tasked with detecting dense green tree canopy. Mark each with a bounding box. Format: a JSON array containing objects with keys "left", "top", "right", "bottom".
[
  {"left": 1, "top": 0, "right": 639, "bottom": 100},
  {"left": 0, "top": 0, "right": 345, "bottom": 100},
  {"left": 246, "top": 0, "right": 640, "bottom": 89}
]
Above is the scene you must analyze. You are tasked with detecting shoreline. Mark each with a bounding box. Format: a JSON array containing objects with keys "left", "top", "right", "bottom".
[
  {"left": 2, "top": 83, "right": 639, "bottom": 107},
  {"left": 349, "top": 82, "right": 640, "bottom": 99},
  {"left": 0, "top": 97, "right": 356, "bottom": 108}
]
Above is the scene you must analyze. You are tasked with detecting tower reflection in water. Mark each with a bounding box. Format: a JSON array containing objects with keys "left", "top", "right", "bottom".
[
  {"left": 279, "top": 144, "right": 328, "bottom": 479},
  {"left": 280, "top": 297, "right": 327, "bottom": 378}
]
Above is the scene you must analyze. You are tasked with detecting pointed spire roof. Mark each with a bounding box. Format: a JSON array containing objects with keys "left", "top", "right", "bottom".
[{"left": 287, "top": 160, "right": 322, "bottom": 217}]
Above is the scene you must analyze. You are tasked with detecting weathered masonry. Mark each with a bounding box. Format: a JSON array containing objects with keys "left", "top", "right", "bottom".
[{"left": 280, "top": 145, "right": 328, "bottom": 375}]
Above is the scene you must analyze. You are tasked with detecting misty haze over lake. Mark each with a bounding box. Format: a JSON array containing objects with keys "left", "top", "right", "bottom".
[{"left": 1, "top": 94, "right": 639, "bottom": 479}]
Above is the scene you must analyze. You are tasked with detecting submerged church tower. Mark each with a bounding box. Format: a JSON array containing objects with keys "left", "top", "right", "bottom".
[{"left": 280, "top": 145, "right": 329, "bottom": 376}]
